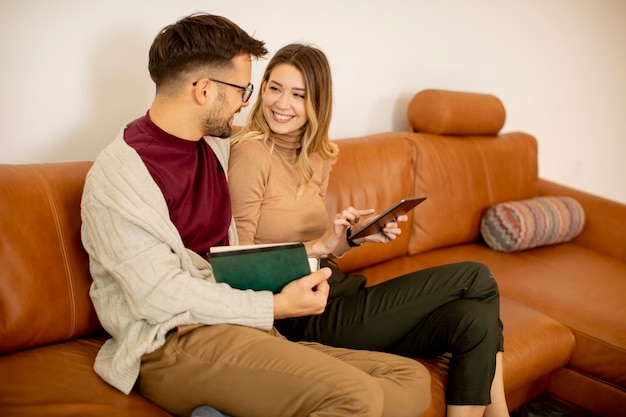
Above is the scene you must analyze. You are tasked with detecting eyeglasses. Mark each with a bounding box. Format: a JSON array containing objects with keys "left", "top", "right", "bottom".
[{"left": 192, "top": 78, "right": 254, "bottom": 103}]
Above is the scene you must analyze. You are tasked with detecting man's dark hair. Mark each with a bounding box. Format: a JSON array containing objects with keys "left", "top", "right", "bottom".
[{"left": 148, "top": 13, "right": 267, "bottom": 87}]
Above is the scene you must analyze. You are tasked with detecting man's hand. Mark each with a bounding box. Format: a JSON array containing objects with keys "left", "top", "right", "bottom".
[{"left": 273, "top": 267, "right": 331, "bottom": 319}]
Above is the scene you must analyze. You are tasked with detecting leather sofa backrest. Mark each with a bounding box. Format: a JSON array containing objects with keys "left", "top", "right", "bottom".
[
  {"left": 325, "top": 133, "right": 417, "bottom": 273},
  {"left": 0, "top": 162, "right": 101, "bottom": 353},
  {"left": 406, "top": 89, "right": 540, "bottom": 254},
  {"left": 407, "top": 88, "right": 506, "bottom": 135}
]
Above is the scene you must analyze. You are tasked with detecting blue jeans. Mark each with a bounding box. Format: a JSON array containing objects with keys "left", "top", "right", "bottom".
[{"left": 191, "top": 405, "right": 230, "bottom": 417}]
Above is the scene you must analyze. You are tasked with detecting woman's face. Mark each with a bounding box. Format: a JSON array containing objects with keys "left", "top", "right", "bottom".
[{"left": 261, "top": 63, "right": 308, "bottom": 136}]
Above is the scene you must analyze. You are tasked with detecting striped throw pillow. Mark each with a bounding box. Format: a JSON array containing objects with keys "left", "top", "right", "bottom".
[{"left": 480, "top": 196, "right": 585, "bottom": 253}]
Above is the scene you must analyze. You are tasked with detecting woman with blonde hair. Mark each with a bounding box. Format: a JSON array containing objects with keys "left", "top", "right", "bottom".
[{"left": 229, "top": 43, "right": 509, "bottom": 417}]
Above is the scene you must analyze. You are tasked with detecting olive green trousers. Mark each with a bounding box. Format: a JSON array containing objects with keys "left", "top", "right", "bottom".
[{"left": 276, "top": 261, "right": 504, "bottom": 406}]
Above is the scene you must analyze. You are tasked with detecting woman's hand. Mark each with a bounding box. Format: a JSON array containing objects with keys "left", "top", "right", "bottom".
[
  {"left": 360, "top": 214, "right": 408, "bottom": 244},
  {"left": 305, "top": 207, "right": 375, "bottom": 258},
  {"left": 305, "top": 208, "right": 407, "bottom": 259}
]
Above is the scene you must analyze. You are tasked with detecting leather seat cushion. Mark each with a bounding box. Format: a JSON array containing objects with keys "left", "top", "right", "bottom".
[
  {"left": 0, "top": 335, "right": 171, "bottom": 417},
  {"left": 356, "top": 242, "right": 626, "bottom": 390}
]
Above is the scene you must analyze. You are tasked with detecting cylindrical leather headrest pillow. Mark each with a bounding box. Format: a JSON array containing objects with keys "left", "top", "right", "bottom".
[{"left": 408, "top": 89, "right": 506, "bottom": 135}]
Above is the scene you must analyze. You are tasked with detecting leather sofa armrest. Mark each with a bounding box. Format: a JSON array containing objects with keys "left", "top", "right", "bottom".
[{"left": 539, "top": 178, "right": 626, "bottom": 263}]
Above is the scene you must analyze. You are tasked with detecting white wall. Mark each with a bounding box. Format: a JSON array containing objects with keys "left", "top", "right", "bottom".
[{"left": 1, "top": 0, "right": 625, "bottom": 203}]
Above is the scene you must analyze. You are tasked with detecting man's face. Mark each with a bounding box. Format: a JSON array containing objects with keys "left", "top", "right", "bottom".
[{"left": 203, "top": 54, "right": 252, "bottom": 138}]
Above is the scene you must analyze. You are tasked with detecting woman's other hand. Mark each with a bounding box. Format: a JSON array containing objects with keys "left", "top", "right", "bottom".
[{"left": 361, "top": 214, "right": 408, "bottom": 244}]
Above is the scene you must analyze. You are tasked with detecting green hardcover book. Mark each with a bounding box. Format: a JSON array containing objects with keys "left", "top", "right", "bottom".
[{"left": 209, "top": 242, "right": 312, "bottom": 293}]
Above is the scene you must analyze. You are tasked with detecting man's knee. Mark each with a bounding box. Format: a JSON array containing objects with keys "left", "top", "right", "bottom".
[
  {"left": 315, "top": 375, "right": 385, "bottom": 417},
  {"left": 373, "top": 355, "right": 431, "bottom": 417},
  {"left": 405, "top": 360, "right": 432, "bottom": 416}
]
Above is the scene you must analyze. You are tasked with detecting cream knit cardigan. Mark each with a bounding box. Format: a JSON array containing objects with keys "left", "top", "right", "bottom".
[{"left": 81, "top": 127, "right": 274, "bottom": 394}]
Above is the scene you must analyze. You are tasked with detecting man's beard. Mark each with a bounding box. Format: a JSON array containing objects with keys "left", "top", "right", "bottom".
[
  {"left": 203, "top": 90, "right": 238, "bottom": 138},
  {"left": 204, "top": 117, "right": 234, "bottom": 138}
]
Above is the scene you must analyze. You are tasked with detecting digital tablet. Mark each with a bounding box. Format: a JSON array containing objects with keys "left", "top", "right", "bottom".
[{"left": 348, "top": 196, "right": 427, "bottom": 240}]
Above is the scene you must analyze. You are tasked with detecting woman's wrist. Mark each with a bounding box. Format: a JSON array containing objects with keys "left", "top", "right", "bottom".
[
  {"left": 330, "top": 228, "right": 358, "bottom": 259},
  {"left": 305, "top": 240, "right": 324, "bottom": 259}
]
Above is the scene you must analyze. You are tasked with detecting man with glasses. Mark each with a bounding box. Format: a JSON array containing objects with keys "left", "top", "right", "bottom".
[
  {"left": 192, "top": 77, "right": 254, "bottom": 103},
  {"left": 81, "top": 12, "right": 430, "bottom": 417}
]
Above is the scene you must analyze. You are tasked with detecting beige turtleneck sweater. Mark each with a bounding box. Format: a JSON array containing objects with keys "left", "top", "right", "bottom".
[{"left": 228, "top": 134, "right": 333, "bottom": 245}]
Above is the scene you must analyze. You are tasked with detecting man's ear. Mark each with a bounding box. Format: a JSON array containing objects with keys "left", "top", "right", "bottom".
[{"left": 193, "top": 78, "right": 211, "bottom": 104}]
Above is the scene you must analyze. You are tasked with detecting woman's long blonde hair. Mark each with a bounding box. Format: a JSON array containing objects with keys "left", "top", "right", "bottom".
[{"left": 231, "top": 43, "right": 338, "bottom": 195}]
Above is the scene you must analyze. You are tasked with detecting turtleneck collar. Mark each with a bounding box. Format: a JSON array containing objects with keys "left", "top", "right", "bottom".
[{"left": 270, "top": 126, "right": 306, "bottom": 163}]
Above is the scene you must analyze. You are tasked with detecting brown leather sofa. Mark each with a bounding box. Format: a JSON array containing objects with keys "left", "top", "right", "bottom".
[
  {"left": 0, "top": 89, "right": 623, "bottom": 417},
  {"left": 326, "top": 90, "right": 626, "bottom": 417}
]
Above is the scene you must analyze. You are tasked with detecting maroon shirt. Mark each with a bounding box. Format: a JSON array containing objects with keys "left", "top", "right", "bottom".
[{"left": 124, "top": 113, "right": 231, "bottom": 256}]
